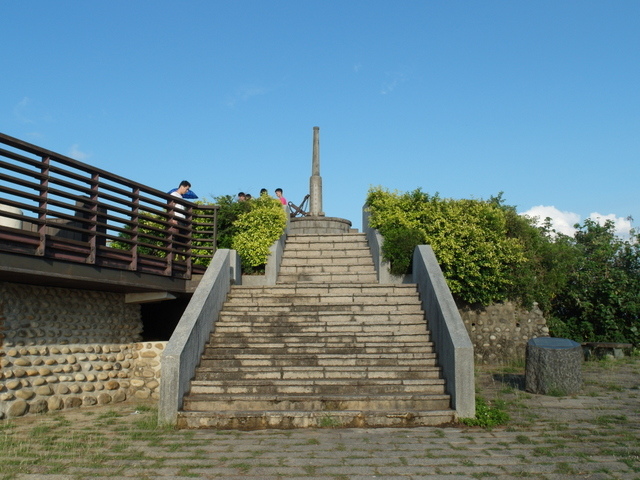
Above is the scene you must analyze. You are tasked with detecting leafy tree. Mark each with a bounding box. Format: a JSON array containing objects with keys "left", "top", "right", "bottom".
[
  {"left": 549, "top": 219, "right": 640, "bottom": 345},
  {"left": 492, "top": 195, "right": 578, "bottom": 313}
]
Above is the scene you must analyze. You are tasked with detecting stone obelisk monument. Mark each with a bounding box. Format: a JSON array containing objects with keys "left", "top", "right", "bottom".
[
  {"left": 288, "top": 126, "right": 351, "bottom": 234},
  {"left": 309, "top": 126, "right": 325, "bottom": 216}
]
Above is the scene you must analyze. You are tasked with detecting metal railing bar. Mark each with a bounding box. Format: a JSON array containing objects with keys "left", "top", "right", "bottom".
[{"left": 0, "top": 147, "right": 45, "bottom": 169}]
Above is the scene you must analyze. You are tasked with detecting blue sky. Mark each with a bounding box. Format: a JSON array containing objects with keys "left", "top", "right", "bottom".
[{"left": 2, "top": 1, "right": 638, "bottom": 235}]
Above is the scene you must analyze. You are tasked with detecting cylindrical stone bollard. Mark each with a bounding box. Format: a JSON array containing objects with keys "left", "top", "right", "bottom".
[{"left": 525, "top": 337, "right": 582, "bottom": 395}]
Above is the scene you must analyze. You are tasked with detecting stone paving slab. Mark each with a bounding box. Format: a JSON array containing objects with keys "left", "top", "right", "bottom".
[{"left": 1, "top": 357, "right": 639, "bottom": 479}]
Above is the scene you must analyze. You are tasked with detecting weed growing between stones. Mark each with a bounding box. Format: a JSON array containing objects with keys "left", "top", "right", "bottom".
[
  {"left": 554, "top": 461, "right": 578, "bottom": 475},
  {"left": 319, "top": 415, "right": 342, "bottom": 428},
  {"left": 515, "top": 434, "right": 534, "bottom": 444},
  {"left": 460, "top": 396, "right": 509, "bottom": 428},
  {"left": 596, "top": 414, "right": 628, "bottom": 425}
]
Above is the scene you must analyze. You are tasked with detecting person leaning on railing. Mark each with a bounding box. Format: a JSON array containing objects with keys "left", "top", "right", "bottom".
[{"left": 169, "top": 180, "right": 191, "bottom": 253}]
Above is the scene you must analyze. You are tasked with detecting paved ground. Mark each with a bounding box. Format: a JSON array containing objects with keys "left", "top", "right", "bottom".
[{"left": 1, "top": 357, "right": 639, "bottom": 480}]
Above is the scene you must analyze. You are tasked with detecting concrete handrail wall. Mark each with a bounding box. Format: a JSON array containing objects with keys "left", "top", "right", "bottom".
[
  {"left": 158, "top": 249, "right": 241, "bottom": 425},
  {"left": 362, "top": 208, "right": 385, "bottom": 282},
  {"left": 413, "top": 245, "right": 475, "bottom": 418},
  {"left": 362, "top": 207, "right": 409, "bottom": 284},
  {"left": 264, "top": 231, "right": 287, "bottom": 285}
]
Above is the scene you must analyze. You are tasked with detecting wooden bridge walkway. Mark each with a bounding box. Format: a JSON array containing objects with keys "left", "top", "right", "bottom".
[{"left": 0, "top": 133, "right": 218, "bottom": 294}]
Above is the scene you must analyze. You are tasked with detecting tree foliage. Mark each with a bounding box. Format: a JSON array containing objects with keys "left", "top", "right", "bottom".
[
  {"left": 366, "top": 186, "right": 640, "bottom": 346},
  {"left": 213, "top": 194, "right": 252, "bottom": 249},
  {"left": 548, "top": 219, "right": 640, "bottom": 346},
  {"left": 110, "top": 200, "right": 220, "bottom": 266},
  {"left": 111, "top": 195, "right": 287, "bottom": 273},
  {"left": 231, "top": 195, "right": 288, "bottom": 272},
  {"left": 366, "top": 187, "right": 527, "bottom": 305}
]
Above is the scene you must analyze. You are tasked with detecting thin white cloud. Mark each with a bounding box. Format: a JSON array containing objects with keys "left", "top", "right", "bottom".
[
  {"left": 225, "top": 85, "right": 268, "bottom": 107},
  {"left": 521, "top": 205, "right": 634, "bottom": 239},
  {"left": 68, "top": 144, "right": 90, "bottom": 161},
  {"left": 380, "top": 71, "right": 407, "bottom": 95},
  {"left": 14, "top": 97, "right": 34, "bottom": 124}
]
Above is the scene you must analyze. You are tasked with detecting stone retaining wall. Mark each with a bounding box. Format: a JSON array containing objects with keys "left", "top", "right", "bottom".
[
  {"left": 458, "top": 301, "right": 549, "bottom": 365},
  {"left": 1, "top": 281, "right": 549, "bottom": 418},
  {"left": 0, "top": 282, "right": 164, "bottom": 419}
]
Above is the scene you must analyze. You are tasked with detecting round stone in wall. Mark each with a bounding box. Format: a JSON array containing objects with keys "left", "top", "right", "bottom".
[{"left": 8, "top": 399, "right": 28, "bottom": 417}]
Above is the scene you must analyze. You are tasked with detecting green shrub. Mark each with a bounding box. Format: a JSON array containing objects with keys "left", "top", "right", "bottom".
[
  {"left": 213, "top": 194, "right": 252, "bottom": 249},
  {"left": 366, "top": 186, "right": 527, "bottom": 305},
  {"left": 381, "top": 226, "right": 426, "bottom": 275},
  {"left": 231, "top": 196, "right": 287, "bottom": 273}
]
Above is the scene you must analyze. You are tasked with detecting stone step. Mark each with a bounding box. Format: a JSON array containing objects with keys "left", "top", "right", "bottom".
[
  {"left": 286, "top": 233, "right": 368, "bottom": 239},
  {"left": 219, "top": 308, "right": 424, "bottom": 318},
  {"left": 213, "top": 323, "right": 427, "bottom": 335},
  {"left": 277, "top": 264, "right": 376, "bottom": 275},
  {"left": 217, "top": 313, "right": 427, "bottom": 325},
  {"left": 276, "top": 272, "right": 379, "bottom": 284},
  {"left": 194, "top": 365, "right": 443, "bottom": 381},
  {"left": 210, "top": 329, "right": 429, "bottom": 346},
  {"left": 182, "top": 393, "right": 451, "bottom": 412},
  {"left": 223, "top": 296, "right": 422, "bottom": 312},
  {"left": 205, "top": 344, "right": 435, "bottom": 355},
  {"left": 199, "top": 354, "right": 438, "bottom": 368},
  {"left": 177, "top": 409, "right": 455, "bottom": 429},
  {"left": 223, "top": 295, "right": 423, "bottom": 306},
  {"left": 225, "top": 289, "right": 420, "bottom": 301},
  {"left": 207, "top": 335, "right": 432, "bottom": 347},
  {"left": 219, "top": 305, "right": 424, "bottom": 315},
  {"left": 230, "top": 284, "right": 420, "bottom": 295},
  {"left": 188, "top": 378, "right": 447, "bottom": 395},
  {"left": 280, "top": 253, "right": 373, "bottom": 264},
  {"left": 284, "top": 235, "right": 369, "bottom": 246},
  {"left": 284, "top": 242, "right": 371, "bottom": 249}
]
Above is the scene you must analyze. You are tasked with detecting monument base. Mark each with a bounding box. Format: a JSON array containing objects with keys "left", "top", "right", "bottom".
[{"left": 288, "top": 216, "right": 353, "bottom": 235}]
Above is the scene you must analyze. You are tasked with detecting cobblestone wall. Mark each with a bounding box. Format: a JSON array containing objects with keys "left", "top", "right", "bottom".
[
  {"left": 0, "top": 283, "right": 164, "bottom": 419},
  {"left": 458, "top": 301, "right": 549, "bottom": 365}
]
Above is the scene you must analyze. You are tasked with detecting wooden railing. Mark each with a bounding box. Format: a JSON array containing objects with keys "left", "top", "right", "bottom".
[{"left": 0, "top": 133, "right": 218, "bottom": 279}]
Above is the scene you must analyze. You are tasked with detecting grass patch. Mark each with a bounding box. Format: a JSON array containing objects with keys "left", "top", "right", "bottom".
[
  {"left": 231, "top": 462, "right": 252, "bottom": 473},
  {"left": 319, "top": 415, "right": 342, "bottom": 428},
  {"left": 532, "top": 446, "right": 556, "bottom": 457},
  {"left": 460, "top": 397, "right": 510, "bottom": 429},
  {"left": 554, "top": 462, "right": 577, "bottom": 474},
  {"left": 515, "top": 435, "right": 534, "bottom": 444},
  {"left": 595, "top": 414, "right": 628, "bottom": 425}
]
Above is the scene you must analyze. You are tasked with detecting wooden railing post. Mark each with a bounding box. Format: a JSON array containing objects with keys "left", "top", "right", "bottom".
[
  {"left": 86, "top": 172, "right": 99, "bottom": 264},
  {"left": 130, "top": 187, "right": 140, "bottom": 271},
  {"left": 36, "top": 155, "right": 50, "bottom": 256}
]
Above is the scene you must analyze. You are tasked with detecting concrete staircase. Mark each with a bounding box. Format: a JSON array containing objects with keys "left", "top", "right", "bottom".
[{"left": 177, "top": 233, "right": 455, "bottom": 429}]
